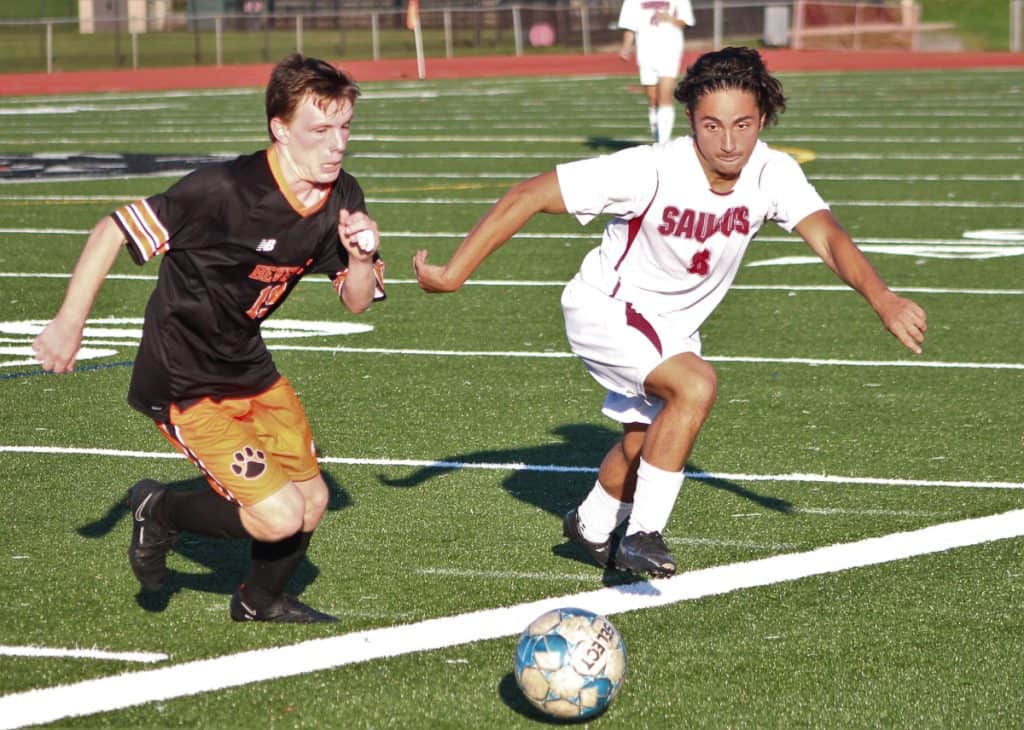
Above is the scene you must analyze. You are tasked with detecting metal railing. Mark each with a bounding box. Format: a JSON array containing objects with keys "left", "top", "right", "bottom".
[
  {"left": 0, "top": 1, "right": 1018, "bottom": 76},
  {"left": 0, "top": 1, "right": 797, "bottom": 74}
]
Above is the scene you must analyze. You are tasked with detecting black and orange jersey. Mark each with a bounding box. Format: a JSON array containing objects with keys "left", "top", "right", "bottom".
[{"left": 112, "top": 147, "right": 385, "bottom": 422}]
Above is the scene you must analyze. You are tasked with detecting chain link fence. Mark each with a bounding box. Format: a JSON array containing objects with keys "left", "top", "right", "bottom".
[
  {"left": 1, "top": 1, "right": 800, "bottom": 73},
  {"left": 1, "top": 1, "right": 1018, "bottom": 74}
]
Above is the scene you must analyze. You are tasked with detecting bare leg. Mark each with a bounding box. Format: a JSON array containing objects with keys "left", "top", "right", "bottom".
[
  {"left": 641, "top": 352, "right": 717, "bottom": 471},
  {"left": 239, "top": 472, "right": 329, "bottom": 541},
  {"left": 595, "top": 423, "right": 646, "bottom": 502},
  {"left": 235, "top": 472, "right": 335, "bottom": 623},
  {"left": 644, "top": 84, "right": 658, "bottom": 137},
  {"left": 654, "top": 76, "right": 678, "bottom": 142},
  {"left": 614, "top": 352, "right": 717, "bottom": 576}
]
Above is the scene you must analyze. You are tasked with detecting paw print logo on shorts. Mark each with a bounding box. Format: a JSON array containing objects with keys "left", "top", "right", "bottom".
[{"left": 231, "top": 446, "right": 267, "bottom": 479}]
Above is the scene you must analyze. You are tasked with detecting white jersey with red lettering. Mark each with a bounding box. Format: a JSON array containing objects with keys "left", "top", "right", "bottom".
[
  {"left": 618, "top": 0, "right": 696, "bottom": 69},
  {"left": 555, "top": 136, "right": 827, "bottom": 420},
  {"left": 556, "top": 136, "right": 826, "bottom": 321}
]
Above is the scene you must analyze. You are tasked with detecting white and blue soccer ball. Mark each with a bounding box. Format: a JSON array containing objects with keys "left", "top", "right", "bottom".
[{"left": 513, "top": 607, "right": 627, "bottom": 719}]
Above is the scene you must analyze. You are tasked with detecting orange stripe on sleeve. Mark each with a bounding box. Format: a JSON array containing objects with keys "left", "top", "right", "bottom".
[
  {"left": 135, "top": 199, "right": 169, "bottom": 251},
  {"left": 114, "top": 205, "right": 155, "bottom": 260},
  {"left": 115, "top": 201, "right": 170, "bottom": 261}
]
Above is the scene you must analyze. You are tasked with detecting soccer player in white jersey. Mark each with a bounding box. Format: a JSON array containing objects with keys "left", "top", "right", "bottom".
[
  {"left": 618, "top": 0, "right": 696, "bottom": 142},
  {"left": 413, "top": 47, "right": 927, "bottom": 578}
]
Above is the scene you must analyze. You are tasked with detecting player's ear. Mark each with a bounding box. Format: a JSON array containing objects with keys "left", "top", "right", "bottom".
[{"left": 270, "top": 117, "right": 290, "bottom": 144}]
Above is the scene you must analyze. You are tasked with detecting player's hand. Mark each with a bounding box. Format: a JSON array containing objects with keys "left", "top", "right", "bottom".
[
  {"left": 413, "top": 249, "right": 458, "bottom": 293},
  {"left": 877, "top": 292, "right": 927, "bottom": 355},
  {"left": 338, "top": 208, "right": 378, "bottom": 260},
  {"left": 32, "top": 314, "right": 85, "bottom": 373},
  {"left": 618, "top": 47, "right": 632, "bottom": 61}
]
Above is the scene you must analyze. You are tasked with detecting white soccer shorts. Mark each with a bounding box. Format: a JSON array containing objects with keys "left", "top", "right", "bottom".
[
  {"left": 637, "top": 53, "right": 682, "bottom": 85},
  {"left": 560, "top": 275, "right": 702, "bottom": 425},
  {"left": 635, "top": 35, "right": 684, "bottom": 85}
]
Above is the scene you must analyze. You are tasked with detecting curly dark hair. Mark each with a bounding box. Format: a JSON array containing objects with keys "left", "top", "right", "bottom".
[
  {"left": 674, "top": 46, "right": 787, "bottom": 127},
  {"left": 265, "top": 53, "right": 361, "bottom": 141}
]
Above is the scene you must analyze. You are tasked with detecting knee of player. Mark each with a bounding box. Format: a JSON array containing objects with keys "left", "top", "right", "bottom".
[
  {"left": 304, "top": 480, "right": 330, "bottom": 520},
  {"left": 659, "top": 361, "right": 718, "bottom": 413},
  {"left": 687, "top": 370, "right": 718, "bottom": 415},
  {"left": 696, "top": 367, "right": 718, "bottom": 408},
  {"left": 257, "top": 504, "right": 306, "bottom": 541}
]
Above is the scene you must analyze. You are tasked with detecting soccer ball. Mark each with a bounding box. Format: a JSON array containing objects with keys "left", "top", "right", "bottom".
[{"left": 513, "top": 607, "right": 627, "bottom": 719}]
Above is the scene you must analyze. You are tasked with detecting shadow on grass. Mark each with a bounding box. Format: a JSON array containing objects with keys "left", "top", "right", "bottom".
[
  {"left": 497, "top": 671, "right": 602, "bottom": 724},
  {"left": 378, "top": 422, "right": 793, "bottom": 584},
  {"left": 76, "top": 470, "right": 351, "bottom": 614},
  {"left": 695, "top": 472, "right": 795, "bottom": 514},
  {"left": 583, "top": 136, "right": 642, "bottom": 153}
]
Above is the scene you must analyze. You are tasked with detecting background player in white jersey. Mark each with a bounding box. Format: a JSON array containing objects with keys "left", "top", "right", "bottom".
[
  {"left": 413, "top": 46, "right": 927, "bottom": 578},
  {"left": 618, "top": 0, "right": 696, "bottom": 142}
]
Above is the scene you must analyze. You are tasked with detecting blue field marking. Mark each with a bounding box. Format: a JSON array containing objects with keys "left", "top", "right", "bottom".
[{"left": 0, "top": 360, "right": 133, "bottom": 380}]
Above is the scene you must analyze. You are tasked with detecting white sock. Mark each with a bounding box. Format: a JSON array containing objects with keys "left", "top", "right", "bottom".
[
  {"left": 625, "top": 458, "right": 684, "bottom": 535},
  {"left": 577, "top": 481, "right": 631, "bottom": 544},
  {"left": 648, "top": 106, "right": 658, "bottom": 136},
  {"left": 655, "top": 105, "right": 676, "bottom": 143}
]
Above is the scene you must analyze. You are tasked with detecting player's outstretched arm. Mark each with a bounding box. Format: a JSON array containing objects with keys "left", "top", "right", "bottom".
[
  {"left": 795, "top": 209, "right": 927, "bottom": 354},
  {"left": 414, "top": 171, "right": 566, "bottom": 293},
  {"left": 33, "top": 216, "right": 126, "bottom": 373}
]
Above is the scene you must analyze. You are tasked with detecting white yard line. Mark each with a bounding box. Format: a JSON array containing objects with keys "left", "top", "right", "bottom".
[
  {"left": 0, "top": 646, "right": 166, "bottom": 663},
  {"left": 0, "top": 445, "right": 1022, "bottom": 491},
  {"left": 1, "top": 509, "right": 1022, "bottom": 729},
  {"left": 2, "top": 227, "right": 1023, "bottom": 246},
  {"left": 2, "top": 269, "right": 1024, "bottom": 298},
  {"left": 228, "top": 345, "right": 1024, "bottom": 372},
  {"left": 0, "top": 150, "right": 1021, "bottom": 168}
]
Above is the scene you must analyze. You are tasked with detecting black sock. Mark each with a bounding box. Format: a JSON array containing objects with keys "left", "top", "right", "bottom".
[
  {"left": 242, "top": 531, "right": 313, "bottom": 604},
  {"left": 156, "top": 489, "right": 248, "bottom": 539}
]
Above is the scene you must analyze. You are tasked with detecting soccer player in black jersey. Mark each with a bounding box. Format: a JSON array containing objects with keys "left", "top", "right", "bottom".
[{"left": 32, "top": 54, "right": 384, "bottom": 623}]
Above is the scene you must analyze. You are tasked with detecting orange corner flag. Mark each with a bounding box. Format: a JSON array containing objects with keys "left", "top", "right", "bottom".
[{"left": 406, "top": 0, "right": 420, "bottom": 31}]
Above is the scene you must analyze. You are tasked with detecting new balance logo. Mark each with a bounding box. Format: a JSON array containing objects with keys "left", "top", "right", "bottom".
[{"left": 256, "top": 238, "right": 277, "bottom": 253}]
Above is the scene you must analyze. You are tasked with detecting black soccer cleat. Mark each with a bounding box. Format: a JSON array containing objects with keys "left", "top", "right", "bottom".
[
  {"left": 230, "top": 587, "right": 339, "bottom": 624},
  {"left": 127, "top": 479, "right": 179, "bottom": 591},
  {"left": 614, "top": 531, "right": 677, "bottom": 578},
  {"left": 562, "top": 508, "right": 614, "bottom": 569}
]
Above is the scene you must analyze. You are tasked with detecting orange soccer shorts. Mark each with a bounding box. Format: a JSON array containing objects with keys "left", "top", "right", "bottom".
[{"left": 156, "top": 376, "right": 320, "bottom": 506}]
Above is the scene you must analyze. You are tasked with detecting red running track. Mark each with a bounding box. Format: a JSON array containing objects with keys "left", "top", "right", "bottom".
[{"left": 1, "top": 49, "right": 1022, "bottom": 96}]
